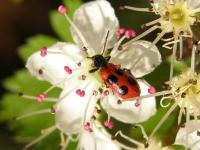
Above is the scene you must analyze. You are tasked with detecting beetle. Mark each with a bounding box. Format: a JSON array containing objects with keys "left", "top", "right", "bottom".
[
  {"left": 89, "top": 54, "right": 141, "bottom": 100},
  {"left": 87, "top": 31, "right": 140, "bottom": 100}
]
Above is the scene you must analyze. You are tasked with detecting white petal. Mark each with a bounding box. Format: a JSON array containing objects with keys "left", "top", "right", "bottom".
[
  {"left": 26, "top": 42, "right": 83, "bottom": 88},
  {"left": 101, "top": 80, "right": 157, "bottom": 124},
  {"left": 71, "top": 0, "right": 119, "bottom": 55},
  {"left": 55, "top": 79, "right": 99, "bottom": 134},
  {"left": 187, "top": 0, "right": 200, "bottom": 10},
  {"left": 110, "top": 40, "right": 162, "bottom": 78},
  {"left": 175, "top": 120, "right": 200, "bottom": 150},
  {"left": 79, "top": 125, "right": 121, "bottom": 150}
]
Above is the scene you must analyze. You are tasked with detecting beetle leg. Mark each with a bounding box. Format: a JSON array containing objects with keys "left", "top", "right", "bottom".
[
  {"left": 89, "top": 68, "right": 98, "bottom": 73},
  {"left": 105, "top": 56, "right": 111, "bottom": 62}
]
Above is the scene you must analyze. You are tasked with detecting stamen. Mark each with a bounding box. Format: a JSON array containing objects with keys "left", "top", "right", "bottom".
[
  {"left": 185, "top": 104, "right": 190, "bottom": 150},
  {"left": 23, "top": 126, "right": 56, "bottom": 150},
  {"left": 63, "top": 14, "right": 89, "bottom": 50},
  {"left": 160, "top": 96, "right": 172, "bottom": 108},
  {"left": 101, "top": 30, "right": 110, "bottom": 55},
  {"left": 82, "top": 83, "right": 98, "bottom": 125},
  {"left": 150, "top": 29, "right": 167, "bottom": 48},
  {"left": 40, "top": 47, "right": 47, "bottom": 57},
  {"left": 191, "top": 44, "right": 197, "bottom": 74},
  {"left": 77, "top": 62, "right": 81, "bottom": 67},
  {"left": 133, "top": 124, "right": 149, "bottom": 142},
  {"left": 148, "top": 86, "right": 156, "bottom": 94},
  {"left": 36, "top": 93, "right": 46, "bottom": 102},
  {"left": 59, "top": 79, "right": 91, "bottom": 104},
  {"left": 75, "top": 89, "right": 85, "bottom": 97},
  {"left": 80, "top": 75, "right": 86, "bottom": 80},
  {"left": 123, "top": 90, "right": 172, "bottom": 102},
  {"left": 19, "top": 93, "right": 57, "bottom": 102},
  {"left": 149, "top": 102, "right": 178, "bottom": 140},
  {"left": 103, "top": 90, "right": 109, "bottom": 96},
  {"left": 114, "top": 130, "right": 144, "bottom": 147},
  {"left": 112, "top": 35, "right": 126, "bottom": 53},
  {"left": 68, "top": 135, "right": 80, "bottom": 142},
  {"left": 58, "top": 5, "right": 68, "bottom": 14},
  {"left": 135, "top": 101, "right": 140, "bottom": 107},
  {"left": 117, "top": 99, "right": 122, "bottom": 104},
  {"left": 92, "top": 90, "right": 98, "bottom": 96},
  {"left": 60, "top": 132, "right": 65, "bottom": 146},
  {"left": 122, "top": 25, "right": 160, "bottom": 48},
  {"left": 124, "top": 29, "right": 136, "bottom": 39},
  {"left": 161, "top": 37, "right": 174, "bottom": 42},
  {"left": 169, "top": 34, "right": 178, "bottom": 81},
  {"left": 179, "top": 35, "right": 183, "bottom": 59},
  {"left": 144, "top": 18, "right": 162, "bottom": 27},
  {"left": 197, "top": 131, "right": 200, "bottom": 136},
  {"left": 162, "top": 39, "right": 180, "bottom": 50},
  {"left": 83, "top": 122, "right": 92, "bottom": 132},
  {"left": 61, "top": 137, "right": 70, "bottom": 150},
  {"left": 14, "top": 109, "right": 50, "bottom": 120},
  {"left": 104, "top": 120, "right": 114, "bottom": 129},
  {"left": 122, "top": 5, "right": 152, "bottom": 12},
  {"left": 50, "top": 106, "right": 56, "bottom": 114},
  {"left": 83, "top": 95, "right": 95, "bottom": 125},
  {"left": 115, "top": 28, "right": 126, "bottom": 38},
  {"left": 178, "top": 101, "right": 185, "bottom": 125},
  {"left": 64, "top": 66, "right": 72, "bottom": 74}
]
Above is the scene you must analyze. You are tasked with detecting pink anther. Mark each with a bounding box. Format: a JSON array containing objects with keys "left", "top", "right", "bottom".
[
  {"left": 115, "top": 31, "right": 121, "bottom": 38},
  {"left": 36, "top": 93, "right": 46, "bottom": 102},
  {"left": 119, "top": 28, "right": 126, "bottom": 34},
  {"left": 40, "top": 47, "right": 47, "bottom": 57},
  {"left": 93, "top": 90, "right": 98, "bottom": 96},
  {"left": 84, "top": 122, "right": 92, "bottom": 131},
  {"left": 125, "top": 29, "right": 136, "bottom": 39},
  {"left": 104, "top": 120, "right": 114, "bottom": 129},
  {"left": 64, "top": 66, "right": 72, "bottom": 74},
  {"left": 58, "top": 5, "right": 67, "bottom": 14},
  {"left": 148, "top": 86, "right": 156, "bottom": 94},
  {"left": 103, "top": 90, "right": 109, "bottom": 96},
  {"left": 135, "top": 102, "right": 140, "bottom": 107},
  {"left": 76, "top": 89, "right": 85, "bottom": 97}
]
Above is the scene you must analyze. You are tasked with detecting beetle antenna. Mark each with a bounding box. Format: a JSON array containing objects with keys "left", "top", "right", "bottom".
[{"left": 101, "top": 30, "right": 110, "bottom": 55}]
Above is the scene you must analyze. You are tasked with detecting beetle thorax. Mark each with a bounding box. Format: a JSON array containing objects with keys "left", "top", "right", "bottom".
[{"left": 92, "top": 55, "right": 108, "bottom": 69}]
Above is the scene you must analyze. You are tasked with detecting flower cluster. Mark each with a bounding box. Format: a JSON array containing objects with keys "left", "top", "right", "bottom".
[{"left": 12, "top": 0, "right": 200, "bottom": 150}]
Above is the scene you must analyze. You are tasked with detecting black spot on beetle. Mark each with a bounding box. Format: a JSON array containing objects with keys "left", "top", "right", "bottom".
[
  {"left": 107, "top": 75, "right": 118, "bottom": 84},
  {"left": 118, "top": 86, "right": 128, "bottom": 95},
  {"left": 128, "top": 76, "right": 137, "bottom": 85},
  {"left": 115, "top": 68, "right": 124, "bottom": 76}
]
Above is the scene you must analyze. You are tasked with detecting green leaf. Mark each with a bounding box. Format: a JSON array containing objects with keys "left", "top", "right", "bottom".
[
  {"left": 49, "top": 0, "right": 82, "bottom": 41},
  {"left": 18, "top": 34, "right": 57, "bottom": 62},
  {"left": 0, "top": 69, "right": 61, "bottom": 149}
]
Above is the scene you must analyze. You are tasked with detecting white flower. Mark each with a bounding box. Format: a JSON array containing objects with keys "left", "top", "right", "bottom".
[
  {"left": 79, "top": 125, "right": 120, "bottom": 150},
  {"left": 138, "top": 68, "right": 200, "bottom": 148},
  {"left": 175, "top": 120, "right": 200, "bottom": 150},
  {"left": 122, "top": 0, "right": 200, "bottom": 80},
  {"left": 137, "top": 138, "right": 171, "bottom": 150},
  {"left": 24, "top": 0, "right": 161, "bottom": 149}
]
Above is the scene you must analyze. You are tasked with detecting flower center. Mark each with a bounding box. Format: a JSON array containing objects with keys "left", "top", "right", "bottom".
[
  {"left": 169, "top": 70, "right": 200, "bottom": 108},
  {"left": 169, "top": 7, "right": 187, "bottom": 25},
  {"left": 80, "top": 58, "right": 103, "bottom": 85},
  {"left": 163, "top": 3, "right": 191, "bottom": 32}
]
